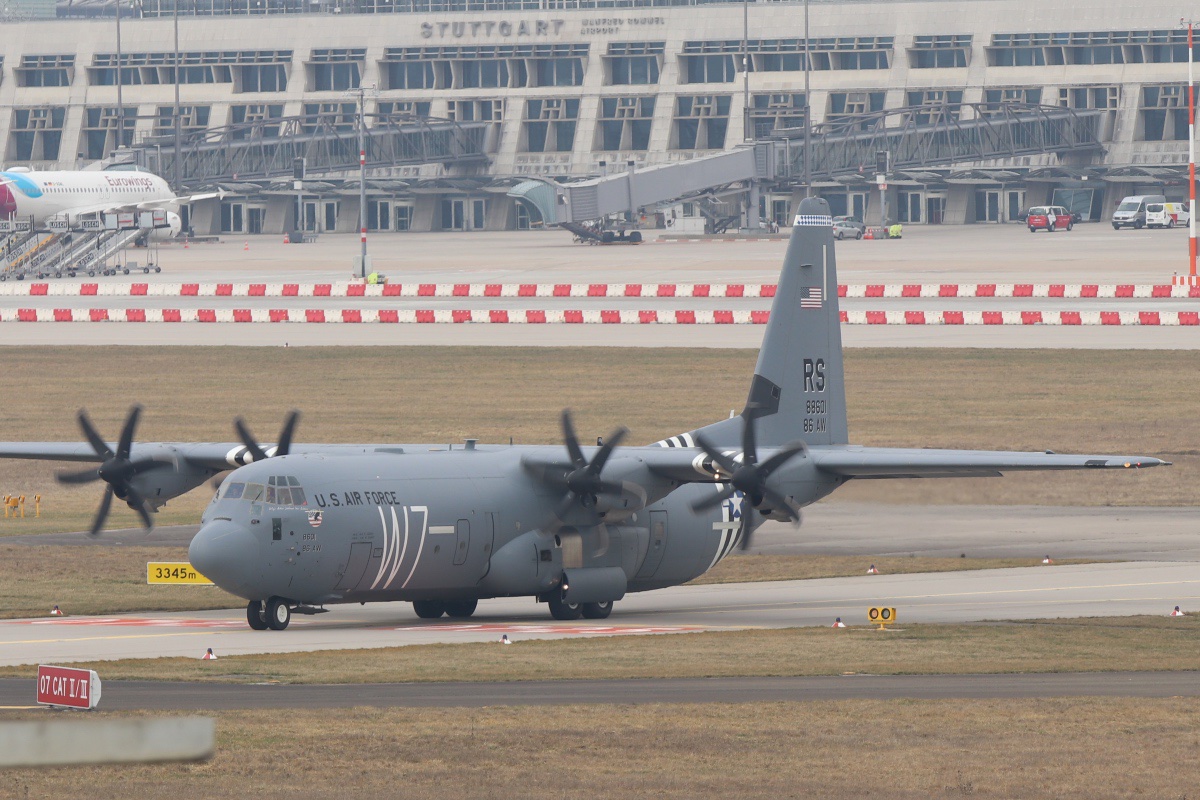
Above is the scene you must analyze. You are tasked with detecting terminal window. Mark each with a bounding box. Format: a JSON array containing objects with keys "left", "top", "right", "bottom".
[
  {"left": 17, "top": 55, "right": 75, "bottom": 88},
  {"left": 8, "top": 107, "right": 66, "bottom": 162},
  {"left": 750, "top": 93, "right": 807, "bottom": 138},
  {"left": 672, "top": 95, "right": 730, "bottom": 150},
  {"left": 1140, "top": 85, "right": 1189, "bottom": 141},
  {"left": 596, "top": 96, "right": 655, "bottom": 151},
  {"left": 81, "top": 107, "right": 137, "bottom": 160},
  {"left": 522, "top": 98, "right": 579, "bottom": 153}
]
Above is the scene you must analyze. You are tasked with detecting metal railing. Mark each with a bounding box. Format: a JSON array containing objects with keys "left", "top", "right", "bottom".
[
  {"left": 774, "top": 103, "right": 1104, "bottom": 182},
  {"left": 134, "top": 113, "right": 491, "bottom": 188}
]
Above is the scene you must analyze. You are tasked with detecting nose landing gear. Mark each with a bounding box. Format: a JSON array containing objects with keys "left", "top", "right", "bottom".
[{"left": 247, "top": 597, "right": 292, "bottom": 630}]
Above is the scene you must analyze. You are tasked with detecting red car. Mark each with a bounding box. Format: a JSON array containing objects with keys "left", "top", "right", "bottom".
[{"left": 1027, "top": 205, "right": 1073, "bottom": 232}]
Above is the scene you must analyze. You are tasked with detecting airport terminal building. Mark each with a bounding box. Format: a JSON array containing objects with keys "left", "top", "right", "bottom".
[{"left": 0, "top": 0, "right": 1197, "bottom": 232}]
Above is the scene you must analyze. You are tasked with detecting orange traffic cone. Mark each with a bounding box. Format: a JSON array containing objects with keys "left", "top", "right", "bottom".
[
  {"left": 201, "top": 647, "right": 217, "bottom": 660},
  {"left": 864, "top": 227, "right": 874, "bottom": 240},
  {"left": 183, "top": 237, "right": 190, "bottom": 249},
  {"left": 243, "top": 241, "right": 250, "bottom": 251},
  {"left": 50, "top": 605, "right": 64, "bottom": 616},
  {"left": 283, "top": 232, "right": 290, "bottom": 244}
]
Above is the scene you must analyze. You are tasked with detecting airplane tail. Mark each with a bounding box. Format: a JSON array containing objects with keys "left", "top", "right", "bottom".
[{"left": 671, "top": 196, "right": 849, "bottom": 449}]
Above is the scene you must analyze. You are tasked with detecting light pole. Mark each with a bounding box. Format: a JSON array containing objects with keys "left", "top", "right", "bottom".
[
  {"left": 803, "top": 0, "right": 811, "bottom": 197},
  {"left": 173, "top": 0, "right": 181, "bottom": 193},
  {"left": 346, "top": 84, "right": 378, "bottom": 279},
  {"left": 115, "top": 0, "right": 123, "bottom": 158},
  {"left": 1185, "top": 19, "right": 1197, "bottom": 284}
]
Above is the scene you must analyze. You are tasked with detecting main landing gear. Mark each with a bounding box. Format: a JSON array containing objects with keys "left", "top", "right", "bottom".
[
  {"left": 412, "top": 599, "right": 478, "bottom": 619},
  {"left": 247, "top": 597, "right": 292, "bottom": 630},
  {"left": 547, "top": 596, "right": 613, "bottom": 620}
]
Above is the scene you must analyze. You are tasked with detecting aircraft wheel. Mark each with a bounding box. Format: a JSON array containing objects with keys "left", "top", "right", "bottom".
[
  {"left": 247, "top": 600, "right": 269, "bottom": 630},
  {"left": 548, "top": 595, "right": 583, "bottom": 621},
  {"left": 444, "top": 599, "right": 478, "bottom": 618},
  {"left": 581, "top": 601, "right": 613, "bottom": 619},
  {"left": 265, "top": 596, "right": 291, "bottom": 630},
  {"left": 412, "top": 599, "right": 445, "bottom": 619}
]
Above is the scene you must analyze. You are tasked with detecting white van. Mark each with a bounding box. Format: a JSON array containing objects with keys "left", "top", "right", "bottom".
[
  {"left": 1145, "top": 201, "right": 1190, "bottom": 229},
  {"left": 1112, "top": 195, "right": 1167, "bottom": 230}
]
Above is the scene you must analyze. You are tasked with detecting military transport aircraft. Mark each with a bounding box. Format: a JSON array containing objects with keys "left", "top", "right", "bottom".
[{"left": 0, "top": 197, "right": 1169, "bottom": 630}]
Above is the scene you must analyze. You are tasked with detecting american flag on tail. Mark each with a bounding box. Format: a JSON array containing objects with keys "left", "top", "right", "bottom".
[{"left": 800, "top": 286, "right": 823, "bottom": 308}]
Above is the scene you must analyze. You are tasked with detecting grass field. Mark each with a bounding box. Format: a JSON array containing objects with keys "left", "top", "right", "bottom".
[
  {"left": 2, "top": 615, "right": 1193, "bottom": 684},
  {"left": 0, "top": 346, "right": 1191, "bottom": 537},
  {"left": 0, "top": 545, "right": 1087, "bottom": 619},
  {"left": 3, "top": 699, "right": 1199, "bottom": 799}
]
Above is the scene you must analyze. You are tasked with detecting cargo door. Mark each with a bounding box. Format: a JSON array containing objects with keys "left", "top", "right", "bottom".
[{"left": 334, "top": 541, "right": 373, "bottom": 591}]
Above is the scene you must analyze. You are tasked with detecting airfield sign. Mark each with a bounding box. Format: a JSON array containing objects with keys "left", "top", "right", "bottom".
[{"left": 147, "top": 563, "right": 214, "bottom": 585}]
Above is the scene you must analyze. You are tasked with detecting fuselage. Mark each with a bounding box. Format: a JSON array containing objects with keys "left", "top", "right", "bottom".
[
  {"left": 0, "top": 168, "right": 177, "bottom": 224},
  {"left": 190, "top": 446, "right": 763, "bottom": 608}
]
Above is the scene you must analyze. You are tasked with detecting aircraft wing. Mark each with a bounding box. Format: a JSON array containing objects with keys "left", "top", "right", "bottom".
[
  {"left": 809, "top": 447, "right": 1169, "bottom": 479},
  {"left": 134, "top": 190, "right": 226, "bottom": 210},
  {"left": 51, "top": 190, "right": 226, "bottom": 219}
]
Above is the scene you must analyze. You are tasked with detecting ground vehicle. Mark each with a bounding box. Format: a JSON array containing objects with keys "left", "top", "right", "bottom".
[
  {"left": 1145, "top": 202, "right": 1190, "bottom": 229},
  {"left": 833, "top": 217, "right": 864, "bottom": 239},
  {"left": 1112, "top": 195, "right": 1166, "bottom": 230},
  {"left": 1027, "top": 206, "right": 1073, "bottom": 232}
]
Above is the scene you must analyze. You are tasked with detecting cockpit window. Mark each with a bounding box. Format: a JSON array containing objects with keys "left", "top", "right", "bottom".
[
  {"left": 223, "top": 482, "right": 245, "bottom": 500},
  {"left": 254, "top": 477, "right": 307, "bottom": 506}
]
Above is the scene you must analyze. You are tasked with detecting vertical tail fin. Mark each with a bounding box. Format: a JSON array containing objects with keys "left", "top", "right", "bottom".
[{"left": 689, "top": 196, "right": 848, "bottom": 448}]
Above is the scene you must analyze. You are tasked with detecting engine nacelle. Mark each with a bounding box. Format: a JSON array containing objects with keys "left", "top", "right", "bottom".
[{"left": 147, "top": 211, "right": 182, "bottom": 241}]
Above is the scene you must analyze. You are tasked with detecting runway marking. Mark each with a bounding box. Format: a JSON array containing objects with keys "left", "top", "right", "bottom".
[
  {"left": 382, "top": 623, "right": 707, "bottom": 635},
  {"left": 0, "top": 631, "right": 231, "bottom": 646},
  {"left": 14, "top": 617, "right": 246, "bottom": 628}
]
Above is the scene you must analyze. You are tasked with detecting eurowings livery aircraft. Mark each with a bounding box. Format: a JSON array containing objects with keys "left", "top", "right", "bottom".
[
  {"left": 0, "top": 197, "right": 1171, "bottom": 629},
  {"left": 0, "top": 165, "right": 219, "bottom": 237}
]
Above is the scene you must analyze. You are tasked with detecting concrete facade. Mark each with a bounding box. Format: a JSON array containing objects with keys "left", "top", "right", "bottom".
[{"left": 0, "top": 0, "right": 1196, "bottom": 231}]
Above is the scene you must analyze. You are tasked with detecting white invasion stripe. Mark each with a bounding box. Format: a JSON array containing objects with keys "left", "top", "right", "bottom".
[
  {"left": 681, "top": 431, "right": 695, "bottom": 448},
  {"left": 400, "top": 506, "right": 428, "bottom": 590},
  {"left": 384, "top": 505, "right": 408, "bottom": 590},
  {"left": 428, "top": 525, "right": 456, "bottom": 534},
  {"left": 370, "top": 506, "right": 393, "bottom": 590}
]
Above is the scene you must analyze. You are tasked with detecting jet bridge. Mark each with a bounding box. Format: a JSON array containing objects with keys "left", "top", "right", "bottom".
[
  {"left": 508, "top": 146, "right": 764, "bottom": 236},
  {"left": 509, "top": 103, "right": 1104, "bottom": 235}
]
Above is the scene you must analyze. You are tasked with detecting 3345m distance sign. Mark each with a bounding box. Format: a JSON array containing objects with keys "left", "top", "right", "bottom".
[{"left": 147, "top": 562, "right": 214, "bottom": 585}]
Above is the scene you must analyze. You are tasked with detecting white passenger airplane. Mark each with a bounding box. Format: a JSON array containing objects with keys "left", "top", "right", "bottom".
[{"left": 0, "top": 165, "right": 220, "bottom": 237}]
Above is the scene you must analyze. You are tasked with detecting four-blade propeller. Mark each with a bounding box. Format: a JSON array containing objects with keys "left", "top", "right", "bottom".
[
  {"left": 234, "top": 410, "right": 301, "bottom": 462},
  {"left": 525, "top": 410, "right": 629, "bottom": 525},
  {"left": 56, "top": 405, "right": 162, "bottom": 536},
  {"left": 691, "top": 412, "right": 808, "bottom": 551}
]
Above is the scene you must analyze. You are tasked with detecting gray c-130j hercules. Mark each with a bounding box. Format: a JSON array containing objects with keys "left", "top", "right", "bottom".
[{"left": 0, "top": 197, "right": 1169, "bottom": 630}]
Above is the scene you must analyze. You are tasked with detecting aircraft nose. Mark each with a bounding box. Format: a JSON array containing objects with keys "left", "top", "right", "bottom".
[{"left": 189, "top": 521, "right": 259, "bottom": 599}]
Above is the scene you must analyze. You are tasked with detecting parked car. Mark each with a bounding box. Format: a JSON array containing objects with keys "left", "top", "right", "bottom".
[
  {"left": 1027, "top": 205, "right": 1073, "bottom": 232},
  {"left": 833, "top": 216, "right": 865, "bottom": 240},
  {"left": 1145, "top": 201, "right": 1190, "bottom": 229},
  {"left": 1112, "top": 194, "right": 1167, "bottom": 230}
]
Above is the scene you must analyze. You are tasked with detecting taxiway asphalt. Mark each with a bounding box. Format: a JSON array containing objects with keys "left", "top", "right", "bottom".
[{"left": 1, "top": 560, "right": 1195, "bottom": 668}]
